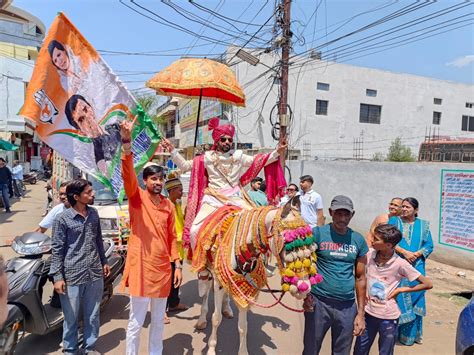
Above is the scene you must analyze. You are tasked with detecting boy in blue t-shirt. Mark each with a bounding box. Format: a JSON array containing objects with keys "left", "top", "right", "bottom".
[{"left": 303, "top": 195, "right": 368, "bottom": 355}]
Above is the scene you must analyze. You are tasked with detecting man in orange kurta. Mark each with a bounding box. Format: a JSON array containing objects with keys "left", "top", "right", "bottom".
[{"left": 120, "top": 120, "right": 182, "bottom": 355}]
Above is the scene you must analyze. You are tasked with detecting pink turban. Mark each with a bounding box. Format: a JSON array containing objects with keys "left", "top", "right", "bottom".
[{"left": 208, "top": 117, "right": 235, "bottom": 147}]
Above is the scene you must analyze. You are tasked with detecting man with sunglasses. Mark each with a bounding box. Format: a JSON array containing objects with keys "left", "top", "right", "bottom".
[
  {"left": 279, "top": 183, "right": 299, "bottom": 206},
  {"left": 161, "top": 117, "right": 287, "bottom": 252}
]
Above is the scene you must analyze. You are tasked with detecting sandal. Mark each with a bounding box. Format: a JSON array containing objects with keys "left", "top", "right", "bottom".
[
  {"left": 164, "top": 315, "right": 170, "bottom": 324},
  {"left": 168, "top": 303, "right": 189, "bottom": 312}
]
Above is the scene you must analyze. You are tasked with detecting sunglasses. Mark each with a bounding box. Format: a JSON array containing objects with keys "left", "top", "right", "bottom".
[
  {"left": 287, "top": 188, "right": 296, "bottom": 192},
  {"left": 220, "top": 137, "right": 233, "bottom": 143}
]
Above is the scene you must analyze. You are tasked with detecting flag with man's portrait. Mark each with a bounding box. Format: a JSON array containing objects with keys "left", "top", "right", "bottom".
[{"left": 20, "top": 12, "right": 161, "bottom": 197}]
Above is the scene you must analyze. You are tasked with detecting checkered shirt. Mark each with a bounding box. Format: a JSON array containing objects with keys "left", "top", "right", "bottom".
[{"left": 50, "top": 206, "right": 107, "bottom": 285}]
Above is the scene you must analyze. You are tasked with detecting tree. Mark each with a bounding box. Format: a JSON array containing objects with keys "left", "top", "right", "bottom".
[
  {"left": 386, "top": 137, "right": 416, "bottom": 162},
  {"left": 135, "top": 94, "right": 168, "bottom": 129}
]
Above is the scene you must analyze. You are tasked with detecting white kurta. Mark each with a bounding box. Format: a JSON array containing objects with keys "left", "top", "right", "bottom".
[
  {"left": 171, "top": 149, "right": 279, "bottom": 191},
  {"left": 170, "top": 149, "right": 279, "bottom": 247}
]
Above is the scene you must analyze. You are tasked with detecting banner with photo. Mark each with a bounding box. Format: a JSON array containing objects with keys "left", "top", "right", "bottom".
[{"left": 20, "top": 12, "right": 161, "bottom": 198}]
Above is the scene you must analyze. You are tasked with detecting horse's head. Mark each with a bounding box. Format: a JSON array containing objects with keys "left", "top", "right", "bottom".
[{"left": 268, "top": 197, "right": 323, "bottom": 300}]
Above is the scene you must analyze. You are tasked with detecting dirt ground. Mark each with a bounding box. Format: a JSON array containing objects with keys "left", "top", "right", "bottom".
[{"left": 1, "top": 182, "right": 472, "bottom": 354}]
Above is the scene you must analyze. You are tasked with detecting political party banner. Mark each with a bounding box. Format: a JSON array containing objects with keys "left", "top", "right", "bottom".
[{"left": 20, "top": 12, "right": 161, "bottom": 198}]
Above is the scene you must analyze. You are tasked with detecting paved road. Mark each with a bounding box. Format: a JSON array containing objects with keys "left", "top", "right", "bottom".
[{"left": 1, "top": 182, "right": 471, "bottom": 354}]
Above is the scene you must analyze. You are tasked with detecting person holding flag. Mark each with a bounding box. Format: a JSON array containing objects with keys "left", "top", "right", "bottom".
[{"left": 119, "top": 120, "right": 182, "bottom": 355}]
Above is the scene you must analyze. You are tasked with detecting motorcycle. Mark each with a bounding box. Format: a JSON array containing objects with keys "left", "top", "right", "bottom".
[
  {"left": 23, "top": 171, "right": 38, "bottom": 185},
  {"left": 0, "top": 232, "right": 125, "bottom": 354}
]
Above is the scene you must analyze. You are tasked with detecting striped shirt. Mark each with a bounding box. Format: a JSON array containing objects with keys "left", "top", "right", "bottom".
[{"left": 50, "top": 206, "right": 107, "bottom": 285}]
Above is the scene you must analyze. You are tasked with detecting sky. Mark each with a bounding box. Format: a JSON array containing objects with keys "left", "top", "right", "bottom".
[{"left": 13, "top": 0, "right": 474, "bottom": 95}]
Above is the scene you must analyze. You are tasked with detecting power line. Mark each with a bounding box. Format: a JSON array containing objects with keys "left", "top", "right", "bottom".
[
  {"left": 190, "top": 0, "right": 274, "bottom": 28},
  {"left": 293, "top": 1, "right": 472, "bottom": 64}
]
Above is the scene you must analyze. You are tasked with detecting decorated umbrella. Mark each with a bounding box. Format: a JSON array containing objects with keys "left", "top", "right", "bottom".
[
  {"left": 146, "top": 58, "right": 245, "bottom": 147},
  {"left": 0, "top": 139, "right": 18, "bottom": 151}
]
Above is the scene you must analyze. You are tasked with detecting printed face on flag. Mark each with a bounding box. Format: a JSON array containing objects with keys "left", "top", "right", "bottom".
[{"left": 20, "top": 13, "right": 161, "bottom": 198}]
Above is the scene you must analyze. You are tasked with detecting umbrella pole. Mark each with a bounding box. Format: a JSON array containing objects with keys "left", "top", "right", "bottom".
[{"left": 193, "top": 88, "right": 203, "bottom": 148}]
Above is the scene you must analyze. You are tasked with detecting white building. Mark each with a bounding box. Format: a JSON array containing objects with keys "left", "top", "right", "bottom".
[
  {"left": 0, "top": 0, "right": 45, "bottom": 167},
  {"left": 232, "top": 51, "right": 474, "bottom": 160}
]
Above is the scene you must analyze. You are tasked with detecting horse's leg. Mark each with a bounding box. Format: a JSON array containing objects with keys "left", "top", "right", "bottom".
[
  {"left": 195, "top": 271, "right": 212, "bottom": 330},
  {"left": 222, "top": 291, "right": 234, "bottom": 319},
  {"left": 237, "top": 307, "right": 249, "bottom": 355},
  {"left": 207, "top": 278, "right": 225, "bottom": 355}
]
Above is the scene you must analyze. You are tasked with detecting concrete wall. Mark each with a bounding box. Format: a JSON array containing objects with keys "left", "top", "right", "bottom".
[
  {"left": 232, "top": 51, "right": 474, "bottom": 160},
  {"left": 0, "top": 56, "right": 34, "bottom": 132},
  {"left": 0, "top": 17, "right": 43, "bottom": 48},
  {"left": 287, "top": 160, "right": 474, "bottom": 270}
]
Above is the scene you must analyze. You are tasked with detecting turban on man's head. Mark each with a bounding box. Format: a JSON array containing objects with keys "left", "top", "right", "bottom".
[{"left": 208, "top": 117, "right": 235, "bottom": 149}]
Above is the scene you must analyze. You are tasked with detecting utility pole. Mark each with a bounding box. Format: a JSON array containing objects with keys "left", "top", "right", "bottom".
[{"left": 278, "top": 0, "right": 291, "bottom": 154}]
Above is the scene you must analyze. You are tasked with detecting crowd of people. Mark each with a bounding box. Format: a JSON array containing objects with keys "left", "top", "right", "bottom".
[{"left": 2, "top": 117, "right": 436, "bottom": 355}]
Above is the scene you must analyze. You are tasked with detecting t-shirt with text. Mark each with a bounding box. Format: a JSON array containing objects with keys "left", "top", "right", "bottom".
[
  {"left": 365, "top": 249, "right": 421, "bottom": 319},
  {"left": 311, "top": 224, "right": 368, "bottom": 301}
]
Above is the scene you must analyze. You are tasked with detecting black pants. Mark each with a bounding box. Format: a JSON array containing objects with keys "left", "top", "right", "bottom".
[{"left": 167, "top": 262, "right": 180, "bottom": 309}]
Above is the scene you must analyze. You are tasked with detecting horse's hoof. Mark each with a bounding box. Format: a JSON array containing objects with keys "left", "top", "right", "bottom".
[
  {"left": 194, "top": 320, "right": 207, "bottom": 330},
  {"left": 222, "top": 310, "right": 234, "bottom": 319}
]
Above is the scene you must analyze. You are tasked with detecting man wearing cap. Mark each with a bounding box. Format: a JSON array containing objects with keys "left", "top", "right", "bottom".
[
  {"left": 164, "top": 172, "right": 188, "bottom": 318},
  {"left": 161, "top": 117, "right": 287, "bottom": 251},
  {"left": 303, "top": 195, "right": 368, "bottom": 355}
]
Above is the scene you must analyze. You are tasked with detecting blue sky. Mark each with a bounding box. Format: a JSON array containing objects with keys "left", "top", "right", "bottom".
[{"left": 14, "top": 0, "right": 474, "bottom": 94}]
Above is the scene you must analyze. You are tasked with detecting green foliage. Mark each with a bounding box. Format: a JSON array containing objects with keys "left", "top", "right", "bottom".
[
  {"left": 386, "top": 137, "right": 416, "bottom": 162},
  {"left": 372, "top": 152, "right": 385, "bottom": 161},
  {"left": 135, "top": 95, "right": 167, "bottom": 126}
]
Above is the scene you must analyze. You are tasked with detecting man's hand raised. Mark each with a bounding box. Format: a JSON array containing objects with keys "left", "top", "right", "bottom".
[
  {"left": 120, "top": 119, "right": 133, "bottom": 142},
  {"left": 277, "top": 138, "right": 288, "bottom": 156},
  {"left": 160, "top": 138, "right": 175, "bottom": 153}
]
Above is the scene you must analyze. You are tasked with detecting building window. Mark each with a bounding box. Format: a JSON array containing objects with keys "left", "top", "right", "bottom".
[
  {"left": 360, "top": 104, "right": 382, "bottom": 124},
  {"left": 366, "top": 89, "right": 377, "bottom": 97},
  {"left": 462, "top": 115, "right": 474, "bottom": 132},
  {"left": 433, "top": 111, "right": 441, "bottom": 125},
  {"left": 466, "top": 102, "right": 473, "bottom": 109},
  {"left": 316, "top": 100, "right": 328, "bottom": 115},
  {"left": 434, "top": 98, "right": 442, "bottom": 105},
  {"left": 317, "top": 82, "right": 330, "bottom": 91}
]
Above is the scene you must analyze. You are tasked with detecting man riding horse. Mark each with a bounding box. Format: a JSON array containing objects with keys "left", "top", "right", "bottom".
[{"left": 161, "top": 117, "right": 287, "bottom": 252}]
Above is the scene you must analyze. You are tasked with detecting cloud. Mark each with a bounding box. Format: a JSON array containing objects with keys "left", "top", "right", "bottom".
[{"left": 446, "top": 55, "right": 474, "bottom": 68}]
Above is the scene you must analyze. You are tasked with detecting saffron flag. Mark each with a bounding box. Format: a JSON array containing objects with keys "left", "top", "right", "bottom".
[{"left": 20, "top": 13, "right": 161, "bottom": 197}]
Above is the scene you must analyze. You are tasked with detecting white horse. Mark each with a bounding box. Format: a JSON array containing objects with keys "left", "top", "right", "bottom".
[{"left": 191, "top": 199, "right": 311, "bottom": 355}]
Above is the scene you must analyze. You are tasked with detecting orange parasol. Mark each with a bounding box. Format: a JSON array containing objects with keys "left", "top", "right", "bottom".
[{"left": 146, "top": 58, "right": 246, "bottom": 147}]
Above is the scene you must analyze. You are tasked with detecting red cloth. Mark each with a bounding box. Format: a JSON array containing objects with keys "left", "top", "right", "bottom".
[
  {"left": 264, "top": 159, "right": 287, "bottom": 205},
  {"left": 182, "top": 155, "right": 207, "bottom": 250},
  {"left": 208, "top": 117, "right": 235, "bottom": 149}
]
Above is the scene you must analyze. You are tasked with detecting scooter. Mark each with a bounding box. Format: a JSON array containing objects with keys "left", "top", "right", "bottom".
[
  {"left": 23, "top": 171, "right": 38, "bottom": 185},
  {"left": 0, "top": 232, "right": 125, "bottom": 354}
]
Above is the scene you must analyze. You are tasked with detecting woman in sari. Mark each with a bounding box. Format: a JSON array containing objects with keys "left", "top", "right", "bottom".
[{"left": 388, "top": 197, "right": 434, "bottom": 345}]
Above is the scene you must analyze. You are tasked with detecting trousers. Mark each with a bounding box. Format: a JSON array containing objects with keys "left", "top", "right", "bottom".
[
  {"left": 126, "top": 296, "right": 167, "bottom": 355},
  {"left": 354, "top": 313, "right": 398, "bottom": 355},
  {"left": 59, "top": 278, "right": 103, "bottom": 354},
  {"left": 303, "top": 294, "right": 357, "bottom": 355}
]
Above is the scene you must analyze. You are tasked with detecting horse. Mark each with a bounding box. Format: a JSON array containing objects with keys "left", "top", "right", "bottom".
[{"left": 190, "top": 197, "right": 319, "bottom": 355}]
